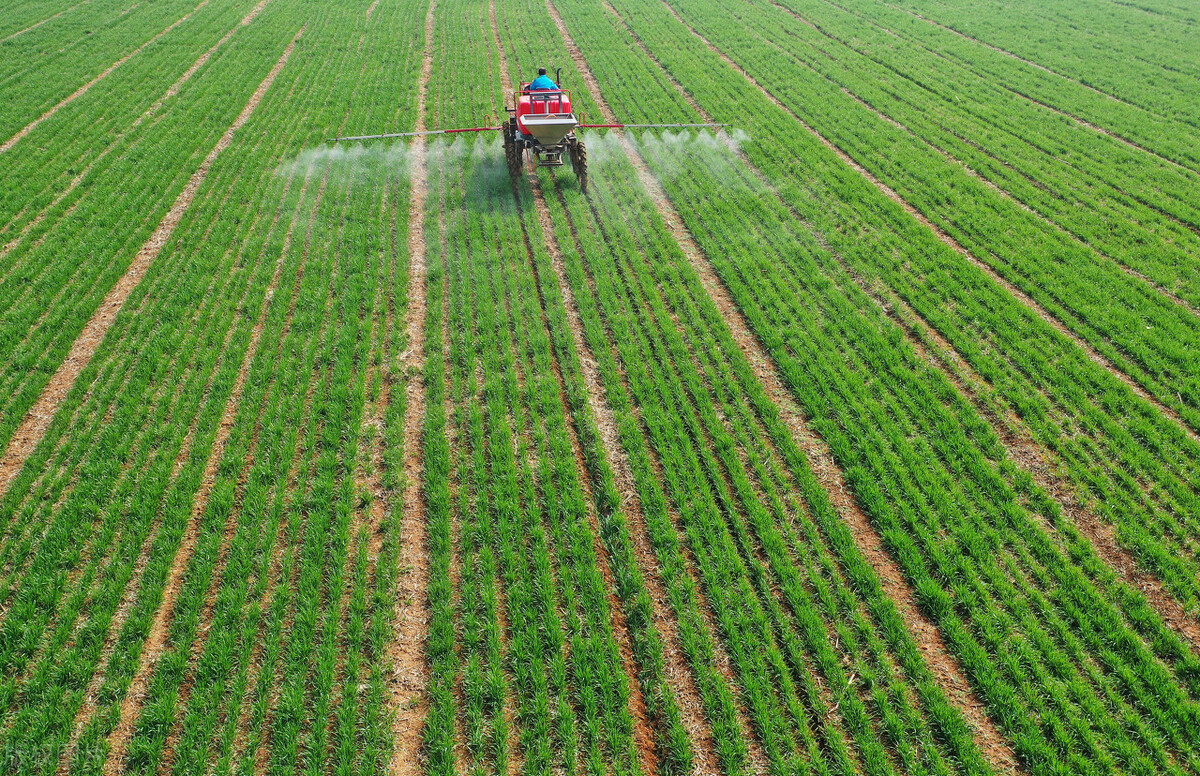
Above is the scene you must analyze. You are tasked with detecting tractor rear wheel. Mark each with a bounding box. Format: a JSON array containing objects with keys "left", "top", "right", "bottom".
[
  {"left": 570, "top": 138, "right": 588, "bottom": 193},
  {"left": 504, "top": 119, "right": 522, "bottom": 179}
]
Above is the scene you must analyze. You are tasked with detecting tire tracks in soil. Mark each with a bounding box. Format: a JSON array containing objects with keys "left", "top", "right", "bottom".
[
  {"left": 545, "top": 2, "right": 777, "bottom": 771},
  {"left": 651, "top": 0, "right": 1200, "bottom": 450},
  {"left": 385, "top": 0, "right": 435, "bottom": 772},
  {"left": 553, "top": 173, "right": 768, "bottom": 776},
  {"left": 0, "top": 0, "right": 210, "bottom": 154},
  {"left": 556, "top": 0, "right": 1023, "bottom": 770},
  {"left": 489, "top": 7, "right": 666, "bottom": 772},
  {"left": 94, "top": 31, "right": 304, "bottom": 774},
  {"left": 538, "top": 195, "right": 724, "bottom": 773}
]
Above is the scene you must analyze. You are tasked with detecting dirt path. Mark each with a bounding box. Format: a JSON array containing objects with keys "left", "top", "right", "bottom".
[
  {"left": 0, "top": 0, "right": 210, "bottom": 154},
  {"left": 95, "top": 31, "right": 302, "bottom": 774},
  {"left": 559, "top": 1, "right": 1024, "bottom": 770},
  {"left": 385, "top": 1, "right": 436, "bottom": 773}
]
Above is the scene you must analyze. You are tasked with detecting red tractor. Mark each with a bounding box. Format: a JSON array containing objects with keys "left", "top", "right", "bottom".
[
  {"left": 330, "top": 68, "right": 724, "bottom": 195},
  {"left": 504, "top": 80, "right": 588, "bottom": 191}
]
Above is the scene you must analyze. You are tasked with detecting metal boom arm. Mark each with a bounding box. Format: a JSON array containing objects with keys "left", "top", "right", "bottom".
[
  {"left": 329, "top": 126, "right": 501, "bottom": 143},
  {"left": 329, "top": 122, "right": 727, "bottom": 143}
]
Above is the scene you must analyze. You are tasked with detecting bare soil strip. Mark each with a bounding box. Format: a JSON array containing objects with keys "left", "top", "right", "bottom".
[
  {"left": 385, "top": 2, "right": 436, "bottom": 773},
  {"left": 0, "top": 27, "right": 302, "bottom": 504},
  {"left": 488, "top": 11, "right": 663, "bottom": 769},
  {"left": 93, "top": 31, "right": 303, "bottom": 774},
  {"left": 0, "top": 0, "right": 273, "bottom": 270},
  {"left": 656, "top": 0, "right": 1200, "bottom": 448},
  {"left": 1, "top": 0, "right": 93, "bottom": 43},
  {"left": 563, "top": 1, "right": 1022, "bottom": 769},
  {"left": 0, "top": 0, "right": 210, "bottom": 154}
]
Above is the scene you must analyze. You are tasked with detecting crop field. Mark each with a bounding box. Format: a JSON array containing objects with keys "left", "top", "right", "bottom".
[{"left": 2, "top": 0, "right": 1200, "bottom": 773}]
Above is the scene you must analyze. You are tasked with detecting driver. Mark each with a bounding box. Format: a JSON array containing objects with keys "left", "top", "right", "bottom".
[{"left": 528, "top": 67, "right": 558, "bottom": 91}]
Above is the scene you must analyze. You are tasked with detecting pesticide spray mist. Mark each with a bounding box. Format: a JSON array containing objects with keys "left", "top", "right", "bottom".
[
  {"left": 581, "top": 127, "right": 750, "bottom": 182},
  {"left": 277, "top": 127, "right": 750, "bottom": 191},
  {"left": 275, "top": 135, "right": 481, "bottom": 184}
]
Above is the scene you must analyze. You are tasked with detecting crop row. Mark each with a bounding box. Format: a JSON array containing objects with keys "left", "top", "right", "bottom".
[
  {"left": 0, "top": 0, "right": 425, "bottom": 773},
  {"left": 0, "top": 0, "right": 296, "bottom": 461},
  {"left": 418, "top": 3, "right": 700, "bottom": 772},
  {"left": 758, "top": 0, "right": 1200, "bottom": 309},
  {"left": 818, "top": 0, "right": 1200, "bottom": 175},
  {"left": 546, "top": 0, "right": 1200, "bottom": 770},
  {"left": 605, "top": 0, "right": 1200, "bottom": 604},
  {"left": 655, "top": 0, "right": 1200, "bottom": 435},
  {"left": 499, "top": 0, "right": 1023, "bottom": 774},
  {"left": 0, "top": 0, "right": 205, "bottom": 138},
  {"left": 882, "top": 0, "right": 1200, "bottom": 129},
  {"left": 638, "top": 0, "right": 1200, "bottom": 599},
  {"left": 0, "top": 0, "right": 265, "bottom": 240},
  {"left": 0, "top": 0, "right": 90, "bottom": 40}
]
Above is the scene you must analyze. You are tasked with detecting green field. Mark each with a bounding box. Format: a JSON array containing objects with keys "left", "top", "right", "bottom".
[{"left": 2, "top": 0, "right": 1199, "bottom": 773}]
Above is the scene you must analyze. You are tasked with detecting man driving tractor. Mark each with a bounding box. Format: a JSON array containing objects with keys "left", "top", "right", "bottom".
[{"left": 527, "top": 67, "right": 558, "bottom": 91}]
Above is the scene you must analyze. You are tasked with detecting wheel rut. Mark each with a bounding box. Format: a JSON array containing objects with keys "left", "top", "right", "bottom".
[{"left": 489, "top": 8, "right": 661, "bottom": 770}]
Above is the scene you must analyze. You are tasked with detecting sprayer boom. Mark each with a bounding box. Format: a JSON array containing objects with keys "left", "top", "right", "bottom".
[
  {"left": 326, "top": 71, "right": 733, "bottom": 194},
  {"left": 328, "top": 126, "right": 501, "bottom": 143}
]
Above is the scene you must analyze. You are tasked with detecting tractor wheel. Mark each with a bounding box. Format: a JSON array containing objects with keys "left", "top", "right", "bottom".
[
  {"left": 504, "top": 119, "right": 522, "bottom": 179},
  {"left": 570, "top": 139, "right": 588, "bottom": 193}
]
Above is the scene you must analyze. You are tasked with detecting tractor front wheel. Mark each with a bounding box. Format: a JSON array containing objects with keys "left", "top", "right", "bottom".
[{"left": 504, "top": 119, "right": 522, "bottom": 179}]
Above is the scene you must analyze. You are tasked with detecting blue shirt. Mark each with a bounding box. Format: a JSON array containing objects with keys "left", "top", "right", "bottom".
[{"left": 528, "top": 75, "right": 558, "bottom": 91}]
